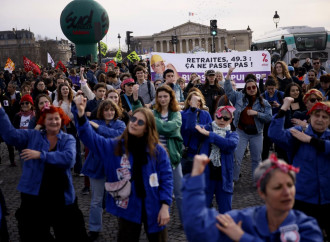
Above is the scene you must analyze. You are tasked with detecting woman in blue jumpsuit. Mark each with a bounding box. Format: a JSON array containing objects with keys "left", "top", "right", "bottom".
[
  {"left": 0, "top": 103, "right": 89, "bottom": 242},
  {"left": 182, "top": 154, "right": 322, "bottom": 241},
  {"left": 73, "top": 94, "right": 173, "bottom": 242},
  {"left": 269, "top": 99, "right": 330, "bottom": 239},
  {"left": 185, "top": 105, "right": 238, "bottom": 213}
]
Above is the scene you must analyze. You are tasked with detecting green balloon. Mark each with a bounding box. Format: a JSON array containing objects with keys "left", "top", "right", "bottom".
[{"left": 60, "top": 0, "right": 109, "bottom": 61}]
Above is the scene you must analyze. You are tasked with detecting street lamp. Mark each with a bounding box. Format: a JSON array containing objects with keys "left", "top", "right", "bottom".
[
  {"left": 273, "top": 11, "right": 280, "bottom": 28},
  {"left": 117, "top": 33, "right": 121, "bottom": 49},
  {"left": 138, "top": 41, "right": 142, "bottom": 54},
  {"left": 233, "top": 36, "right": 236, "bottom": 50},
  {"left": 247, "top": 26, "right": 252, "bottom": 50}
]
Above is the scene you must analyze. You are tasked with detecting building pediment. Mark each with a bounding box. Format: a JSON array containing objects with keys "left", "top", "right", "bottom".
[{"left": 152, "top": 21, "right": 226, "bottom": 38}]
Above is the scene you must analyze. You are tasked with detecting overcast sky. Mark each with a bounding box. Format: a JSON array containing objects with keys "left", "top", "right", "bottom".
[{"left": 1, "top": 0, "right": 329, "bottom": 51}]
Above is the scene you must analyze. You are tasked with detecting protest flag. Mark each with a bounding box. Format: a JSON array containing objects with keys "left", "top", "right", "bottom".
[
  {"left": 114, "top": 49, "right": 123, "bottom": 63},
  {"left": 47, "top": 53, "right": 55, "bottom": 67},
  {"left": 23, "top": 56, "right": 41, "bottom": 75},
  {"left": 4, "top": 58, "right": 15, "bottom": 73},
  {"left": 126, "top": 51, "right": 140, "bottom": 62},
  {"left": 55, "top": 60, "right": 67, "bottom": 73},
  {"left": 100, "top": 42, "right": 108, "bottom": 57}
]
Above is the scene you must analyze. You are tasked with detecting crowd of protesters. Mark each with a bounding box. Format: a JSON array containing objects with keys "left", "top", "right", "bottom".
[{"left": 0, "top": 55, "right": 329, "bottom": 241}]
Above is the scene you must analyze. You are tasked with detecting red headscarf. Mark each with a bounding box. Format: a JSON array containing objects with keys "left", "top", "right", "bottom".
[
  {"left": 256, "top": 154, "right": 300, "bottom": 188},
  {"left": 307, "top": 102, "right": 330, "bottom": 116}
]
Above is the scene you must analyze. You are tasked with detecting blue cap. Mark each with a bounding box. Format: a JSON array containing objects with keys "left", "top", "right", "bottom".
[{"left": 288, "top": 66, "right": 294, "bottom": 71}]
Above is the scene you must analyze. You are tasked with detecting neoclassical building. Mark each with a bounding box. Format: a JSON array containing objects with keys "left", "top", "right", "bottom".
[
  {"left": 131, "top": 21, "right": 252, "bottom": 54},
  {"left": 0, "top": 29, "right": 72, "bottom": 68}
]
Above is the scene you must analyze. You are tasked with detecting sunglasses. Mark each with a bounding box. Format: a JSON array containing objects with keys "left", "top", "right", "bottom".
[
  {"left": 129, "top": 116, "right": 145, "bottom": 126},
  {"left": 21, "top": 102, "right": 31, "bottom": 106},
  {"left": 313, "top": 62, "right": 320, "bottom": 65},
  {"left": 215, "top": 116, "right": 231, "bottom": 121},
  {"left": 126, "top": 83, "right": 134, "bottom": 87},
  {"left": 246, "top": 85, "right": 257, "bottom": 91},
  {"left": 309, "top": 98, "right": 322, "bottom": 103}
]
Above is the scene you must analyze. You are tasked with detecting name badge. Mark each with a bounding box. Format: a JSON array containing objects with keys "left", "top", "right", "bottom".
[
  {"left": 149, "top": 173, "right": 159, "bottom": 187},
  {"left": 280, "top": 224, "right": 300, "bottom": 242}
]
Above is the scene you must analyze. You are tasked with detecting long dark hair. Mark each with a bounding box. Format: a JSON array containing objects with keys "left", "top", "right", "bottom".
[
  {"left": 203, "top": 75, "right": 221, "bottom": 90},
  {"left": 115, "top": 108, "right": 159, "bottom": 158},
  {"left": 284, "top": 83, "right": 305, "bottom": 109},
  {"left": 154, "top": 85, "right": 180, "bottom": 113},
  {"left": 242, "top": 80, "right": 265, "bottom": 107}
]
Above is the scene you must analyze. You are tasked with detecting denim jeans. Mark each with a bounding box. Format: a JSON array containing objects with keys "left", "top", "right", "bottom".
[
  {"left": 172, "top": 163, "right": 183, "bottom": 223},
  {"left": 89, "top": 177, "right": 105, "bottom": 232},
  {"left": 233, "top": 128, "right": 263, "bottom": 181}
]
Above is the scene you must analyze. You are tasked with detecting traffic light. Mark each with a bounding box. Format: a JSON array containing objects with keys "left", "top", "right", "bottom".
[
  {"left": 126, "top": 31, "right": 133, "bottom": 45},
  {"left": 210, "top": 20, "right": 217, "bottom": 36},
  {"left": 171, "top": 35, "right": 178, "bottom": 44}
]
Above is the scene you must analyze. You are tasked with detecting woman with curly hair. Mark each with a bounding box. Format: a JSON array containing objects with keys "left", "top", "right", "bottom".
[{"left": 271, "top": 61, "right": 293, "bottom": 92}]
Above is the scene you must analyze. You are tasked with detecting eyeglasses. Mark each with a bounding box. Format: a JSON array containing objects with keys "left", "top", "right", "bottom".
[
  {"left": 246, "top": 85, "right": 257, "bottom": 91},
  {"left": 215, "top": 116, "right": 231, "bottom": 121},
  {"left": 313, "top": 62, "right": 320, "bottom": 65},
  {"left": 309, "top": 98, "right": 322, "bottom": 103},
  {"left": 129, "top": 116, "right": 145, "bottom": 126},
  {"left": 21, "top": 102, "right": 31, "bottom": 106},
  {"left": 126, "top": 83, "right": 134, "bottom": 87}
]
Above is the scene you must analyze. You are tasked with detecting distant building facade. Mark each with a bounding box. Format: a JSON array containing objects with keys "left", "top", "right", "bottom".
[
  {"left": 131, "top": 21, "right": 253, "bottom": 54},
  {"left": 0, "top": 29, "right": 72, "bottom": 68}
]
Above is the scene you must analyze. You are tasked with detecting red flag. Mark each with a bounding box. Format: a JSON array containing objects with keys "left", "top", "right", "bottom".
[
  {"left": 55, "top": 60, "right": 67, "bottom": 73},
  {"left": 105, "top": 60, "right": 117, "bottom": 72},
  {"left": 23, "top": 56, "right": 41, "bottom": 75}
]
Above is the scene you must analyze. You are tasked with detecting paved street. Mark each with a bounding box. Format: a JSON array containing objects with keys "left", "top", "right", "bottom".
[{"left": 0, "top": 143, "right": 263, "bottom": 241}]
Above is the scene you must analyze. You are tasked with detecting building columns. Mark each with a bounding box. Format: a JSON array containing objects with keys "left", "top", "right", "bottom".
[
  {"left": 179, "top": 39, "right": 182, "bottom": 53},
  {"left": 205, "top": 38, "right": 209, "bottom": 52}
]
